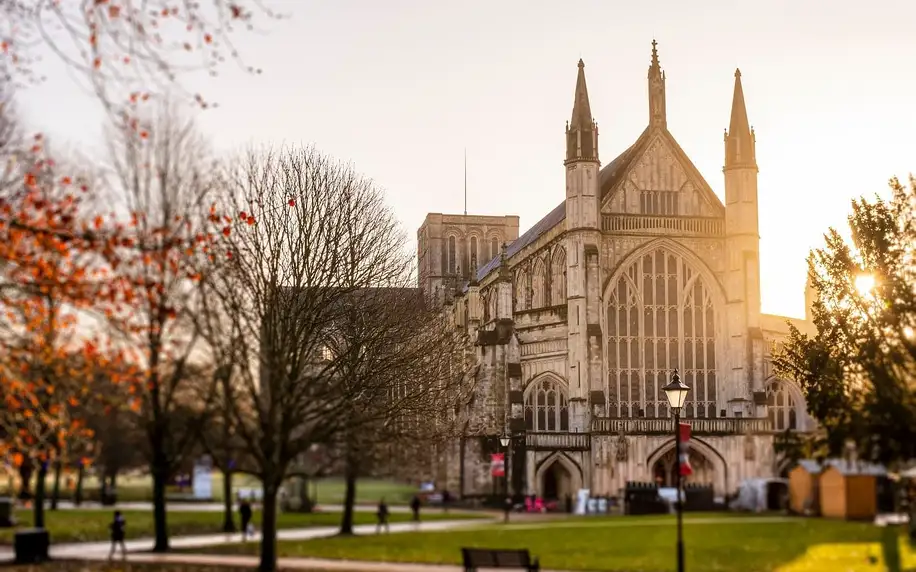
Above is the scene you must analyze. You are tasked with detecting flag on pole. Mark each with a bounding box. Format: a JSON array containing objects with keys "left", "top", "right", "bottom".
[
  {"left": 678, "top": 422, "right": 693, "bottom": 477},
  {"left": 491, "top": 453, "right": 505, "bottom": 477}
]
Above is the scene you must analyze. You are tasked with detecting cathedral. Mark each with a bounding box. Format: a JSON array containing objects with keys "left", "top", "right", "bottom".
[{"left": 416, "top": 42, "right": 816, "bottom": 502}]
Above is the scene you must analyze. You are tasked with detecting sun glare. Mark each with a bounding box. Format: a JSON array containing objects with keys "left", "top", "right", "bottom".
[{"left": 855, "top": 274, "right": 876, "bottom": 296}]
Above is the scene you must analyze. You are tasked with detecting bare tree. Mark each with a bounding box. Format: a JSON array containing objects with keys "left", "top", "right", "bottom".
[
  {"left": 102, "top": 99, "right": 219, "bottom": 552},
  {"left": 202, "top": 145, "right": 464, "bottom": 572},
  {"left": 323, "top": 285, "right": 468, "bottom": 535}
]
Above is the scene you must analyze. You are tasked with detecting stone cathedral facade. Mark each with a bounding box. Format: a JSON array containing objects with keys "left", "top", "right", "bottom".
[{"left": 417, "top": 43, "right": 816, "bottom": 501}]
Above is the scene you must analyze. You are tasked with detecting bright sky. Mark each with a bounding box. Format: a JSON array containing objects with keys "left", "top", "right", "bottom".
[{"left": 17, "top": 0, "right": 916, "bottom": 319}]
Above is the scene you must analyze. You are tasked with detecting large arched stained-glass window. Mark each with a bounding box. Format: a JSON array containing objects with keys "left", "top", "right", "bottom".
[{"left": 606, "top": 247, "right": 719, "bottom": 418}]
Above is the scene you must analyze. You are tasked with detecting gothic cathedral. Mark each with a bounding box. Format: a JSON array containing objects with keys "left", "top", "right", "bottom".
[{"left": 416, "top": 42, "right": 815, "bottom": 501}]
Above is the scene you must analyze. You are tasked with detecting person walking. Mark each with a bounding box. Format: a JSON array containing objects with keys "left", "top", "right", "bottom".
[
  {"left": 410, "top": 495, "right": 422, "bottom": 528},
  {"left": 108, "top": 510, "right": 127, "bottom": 561},
  {"left": 376, "top": 498, "right": 390, "bottom": 534},
  {"left": 239, "top": 499, "right": 254, "bottom": 541}
]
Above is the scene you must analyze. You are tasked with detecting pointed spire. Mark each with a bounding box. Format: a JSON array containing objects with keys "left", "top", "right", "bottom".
[
  {"left": 728, "top": 69, "right": 751, "bottom": 140},
  {"left": 725, "top": 68, "right": 756, "bottom": 169},
  {"left": 565, "top": 59, "right": 598, "bottom": 164},
  {"left": 647, "top": 39, "right": 667, "bottom": 128},
  {"left": 649, "top": 39, "right": 661, "bottom": 78},
  {"left": 570, "top": 59, "right": 593, "bottom": 129}
]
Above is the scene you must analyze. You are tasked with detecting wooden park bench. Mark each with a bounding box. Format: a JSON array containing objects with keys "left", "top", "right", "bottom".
[{"left": 461, "top": 547, "right": 540, "bottom": 571}]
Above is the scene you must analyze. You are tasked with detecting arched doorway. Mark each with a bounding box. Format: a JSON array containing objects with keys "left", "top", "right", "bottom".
[
  {"left": 650, "top": 448, "right": 716, "bottom": 488},
  {"left": 541, "top": 461, "right": 572, "bottom": 501}
]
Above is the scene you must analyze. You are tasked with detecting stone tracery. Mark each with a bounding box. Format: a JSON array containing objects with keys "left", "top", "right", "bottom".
[
  {"left": 524, "top": 374, "right": 570, "bottom": 432},
  {"left": 766, "top": 378, "right": 805, "bottom": 431},
  {"left": 606, "top": 246, "right": 719, "bottom": 418}
]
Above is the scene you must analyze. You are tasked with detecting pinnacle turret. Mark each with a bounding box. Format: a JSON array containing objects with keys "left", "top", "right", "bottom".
[
  {"left": 565, "top": 59, "right": 598, "bottom": 164},
  {"left": 725, "top": 68, "right": 756, "bottom": 169},
  {"left": 648, "top": 39, "right": 667, "bottom": 128}
]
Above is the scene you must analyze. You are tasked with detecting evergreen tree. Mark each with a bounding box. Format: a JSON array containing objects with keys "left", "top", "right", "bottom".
[{"left": 773, "top": 176, "right": 916, "bottom": 468}]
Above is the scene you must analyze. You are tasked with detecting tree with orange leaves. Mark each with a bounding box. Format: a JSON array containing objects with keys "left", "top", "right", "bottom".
[
  {"left": 1, "top": 1, "right": 283, "bottom": 112},
  {"left": 0, "top": 121, "right": 127, "bottom": 529},
  {"left": 0, "top": 0, "right": 282, "bottom": 549}
]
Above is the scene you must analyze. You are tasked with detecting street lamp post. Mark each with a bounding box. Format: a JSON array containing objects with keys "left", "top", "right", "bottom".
[
  {"left": 499, "top": 433, "right": 511, "bottom": 523},
  {"left": 663, "top": 369, "right": 691, "bottom": 572}
]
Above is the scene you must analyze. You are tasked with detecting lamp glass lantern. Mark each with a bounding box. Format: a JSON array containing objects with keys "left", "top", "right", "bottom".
[
  {"left": 663, "top": 369, "right": 691, "bottom": 413},
  {"left": 499, "top": 434, "right": 510, "bottom": 448}
]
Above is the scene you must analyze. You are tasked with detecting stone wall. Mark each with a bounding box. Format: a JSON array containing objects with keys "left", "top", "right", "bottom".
[{"left": 590, "top": 432, "right": 776, "bottom": 497}]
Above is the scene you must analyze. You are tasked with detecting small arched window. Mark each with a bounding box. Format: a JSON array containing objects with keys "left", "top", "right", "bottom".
[
  {"left": 469, "top": 236, "right": 478, "bottom": 272},
  {"left": 524, "top": 376, "right": 569, "bottom": 432},
  {"left": 447, "top": 236, "right": 457, "bottom": 274},
  {"left": 767, "top": 379, "right": 804, "bottom": 431},
  {"left": 490, "top": 238, "right": 499, "bottom": 261},
  {"left": 550, "top": 247, "right": 567, "bottom": 306}
]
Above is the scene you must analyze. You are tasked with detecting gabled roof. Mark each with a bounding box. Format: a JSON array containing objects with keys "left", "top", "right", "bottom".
[
  {"left": 469, "top": 125, "right": 723, "bottom": 288},
  {"left": 599, "top": 128, "right": 650, "bottom": 199},
  {"left": 600, "top": 127, "right": 725, "bottom": 216},
  {"left": 470, "top": 137, "right": 650, "bottom": 286}
]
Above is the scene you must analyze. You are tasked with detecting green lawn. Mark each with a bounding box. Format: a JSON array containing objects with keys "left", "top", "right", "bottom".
[
  {"left": 199, "top": 513, "right": 916, "bottom": 572},
  {"left": 0, "top": 474, "right": 418, "bottom": 505},
  {"left": 0, "top": 508, "right": 484, "bottom": 545}
]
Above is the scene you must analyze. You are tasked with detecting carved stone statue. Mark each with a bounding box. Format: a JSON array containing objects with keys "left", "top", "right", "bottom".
[
  {"left": 744, "top": 434, "right": 755, "bottom": 461},
  {"left": 615, "top": 429, "right": 629, "bottom": 462}
]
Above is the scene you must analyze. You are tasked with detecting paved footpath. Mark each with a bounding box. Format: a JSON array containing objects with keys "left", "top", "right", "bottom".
[
  {"left": 105, "top": 552, "right": 574, "bottom": 572},
  {"left": 34, "top": 501, "right": 418, "bottom": 513},
  {"left": 50, "top": 518, "right": 545, "bottom": 572},
  {"left": 0, "top": 519, "right": 494, "bottom": 563}
]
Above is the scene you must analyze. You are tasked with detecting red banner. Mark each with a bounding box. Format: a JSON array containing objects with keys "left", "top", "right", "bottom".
[
  {"left": 490, "top": 453, "right": 505, "bottom": 477},
  {"left": 679, "top": 422, "right": 693, "bottom": 477}
]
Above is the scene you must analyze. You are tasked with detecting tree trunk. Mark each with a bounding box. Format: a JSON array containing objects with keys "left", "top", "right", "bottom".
[
  {"left": 34, "top": 462, "right": 48, "bottom": 529},
  {"left": 50, "top": 461, "right": 62, "bottom": 510},
  {"left": 258, "top": 485, "right": 279, "bottom": 572},
  {"left": 74, "top": 464, "right": 84, "bottom": 507},
  {"left": 151, "top": 460, "right": 169, "bottom": 552},
  {"left": 299, "top": 477, "right": 313, "bottom": 512},
  {"left": 338, "top": 458, "right": 358, "bottom": 536},
  {"left": 18, "top": 463, "right": 33, "bottom": 500},
  {"left": 222, "top": 468, "right": 236, "bottom": 532}
]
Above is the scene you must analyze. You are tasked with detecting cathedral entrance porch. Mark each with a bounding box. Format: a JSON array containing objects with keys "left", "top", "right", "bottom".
[
  {"left": 646, "top": 438, "right": 727, "bottom": 496},
  {"left": 533, "top": 452, "right": 583, "bottom": 502},
  {"left": 543, "top": 462, "right": 571, "bottom": 500},
  {"left": 651, "top": 447, "right": 716, "bottom": 488}
]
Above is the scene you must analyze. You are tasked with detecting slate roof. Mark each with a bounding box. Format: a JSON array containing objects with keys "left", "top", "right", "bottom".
[{"left": 470, "top": 135, "right": 647, "bottom": 286}]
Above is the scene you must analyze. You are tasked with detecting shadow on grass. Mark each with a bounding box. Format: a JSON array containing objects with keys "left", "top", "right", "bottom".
[{"left": 882, "top": 525, "right": 902, "bottom": 572}]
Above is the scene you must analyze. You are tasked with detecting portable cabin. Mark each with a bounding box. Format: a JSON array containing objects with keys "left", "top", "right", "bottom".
[
  {"left": 819, "top": 462, "right": 887, "bottom": 521},
  {"left": 788, "top": 460, "right": 822, "bottom": 515}
]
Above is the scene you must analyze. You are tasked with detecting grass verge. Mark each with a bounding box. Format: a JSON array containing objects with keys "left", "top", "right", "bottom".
[
  {"left": 0, "top": 508, "right": 484, "bottom": 545},
  {"left": 195, "top": 513, "right": 916, "bottom": 572}
]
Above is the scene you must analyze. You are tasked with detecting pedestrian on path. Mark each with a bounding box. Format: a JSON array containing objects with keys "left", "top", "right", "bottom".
[
  {"left": 108, "top": 510, "right": 127, "bottom": 561},
  {"left": 239, "top": 499, "right": 254, "bottom": 541},
  {"left": 442, "top": 489, "right": 451, "bottom": 513},
  {"left": 410, "top": 495, "right": 421, "bottom": 526},
  {"left": 376, "top": 498, "right": 390, "bottom": 534}
]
